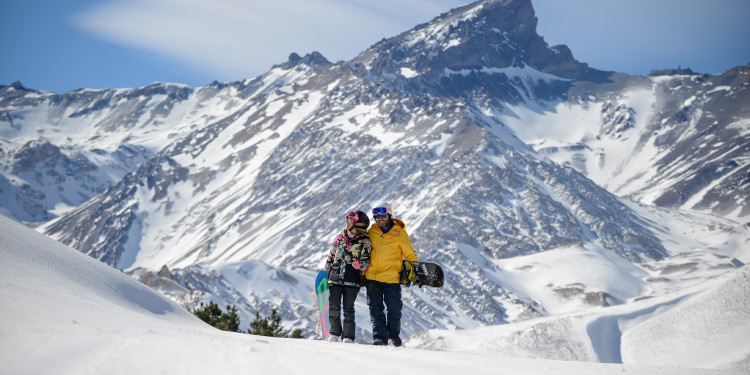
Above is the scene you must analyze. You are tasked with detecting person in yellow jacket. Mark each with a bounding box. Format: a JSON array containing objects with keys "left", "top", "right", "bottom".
[{"left": 364, "top": 202, "right": 418, "bottom": 346}]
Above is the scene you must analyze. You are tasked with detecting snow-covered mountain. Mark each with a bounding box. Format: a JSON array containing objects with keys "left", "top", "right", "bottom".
[
  {"left": 501, "top": 65, "right": 750, "bottom": 222},
  {"left": 1, "top": 0, "right": 749, "bottom": 359},
  {"left": 0, "top": 79, "right": 247, "bottom": 222}
]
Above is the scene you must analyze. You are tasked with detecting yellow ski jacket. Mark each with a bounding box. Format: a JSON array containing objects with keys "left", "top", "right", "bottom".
[{"left": 364, "top": 218, "right": 418, "bottom": 284}]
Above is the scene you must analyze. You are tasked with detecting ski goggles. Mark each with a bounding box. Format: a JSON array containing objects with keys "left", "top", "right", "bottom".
[
  {"left": 345, "top": 210, "right": 359, "bottom": 222},
  {"left": 372, "top": 207, "right": 391, "bottom": 217}
]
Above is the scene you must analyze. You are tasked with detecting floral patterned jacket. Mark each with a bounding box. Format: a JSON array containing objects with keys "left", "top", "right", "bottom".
[{"left": 325, "top": 230, "right": 371, "bottom": 287}]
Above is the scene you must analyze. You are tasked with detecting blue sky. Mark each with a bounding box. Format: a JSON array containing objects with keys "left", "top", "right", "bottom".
[{"left": 2, "top": 0, "right": 749, "bottom": 94}]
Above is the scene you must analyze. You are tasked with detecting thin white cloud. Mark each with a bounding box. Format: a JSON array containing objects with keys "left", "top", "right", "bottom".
[{"left": 73, "top": 0, "right": 468, "bottom": 80}]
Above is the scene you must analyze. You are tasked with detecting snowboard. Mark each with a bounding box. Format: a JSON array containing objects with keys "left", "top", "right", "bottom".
[
  {"left": 314, "top": 270, "right": 330, "bottom": 339},
  {"left": 400, "top": 260, "right": 444, "bottom": 287}
]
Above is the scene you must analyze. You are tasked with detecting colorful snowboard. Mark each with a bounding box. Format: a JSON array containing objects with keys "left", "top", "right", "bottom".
[
  {"left": 314, "top": 270, "right": 330, "bottom": 339},
  {"left": 400, "top": 260, "right": 444, "bottom": 287}
]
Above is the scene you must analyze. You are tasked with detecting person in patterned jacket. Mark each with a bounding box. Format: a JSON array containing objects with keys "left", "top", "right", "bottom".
[{"left": 325, "top": 210, "right": 371, "bottom": 343}]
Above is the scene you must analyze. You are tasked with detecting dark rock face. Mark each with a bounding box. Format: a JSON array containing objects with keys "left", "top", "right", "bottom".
[{"left": 352, "top": 0, "right": 597, "bottom": 104}]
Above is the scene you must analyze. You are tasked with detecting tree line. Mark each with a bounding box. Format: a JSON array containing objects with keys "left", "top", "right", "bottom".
[{"left": 192, "top": 301, "right": 303, "bottom": 338}]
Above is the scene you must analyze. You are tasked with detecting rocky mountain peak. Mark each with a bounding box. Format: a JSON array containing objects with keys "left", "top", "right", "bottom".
[
  {"left": 368, "top": 0, "right": 584, "bottom": 74},
  {"left": 352, "top": 0, "right": 593, "bottom": 102},
  {"left": 648, "top": 66, "right": 699, "bottom": 76},
  {"left": 1, "top": 80, "right": 44, "bottom": 104},
  {"left": 274, "top": 51, "right": 332, "bottom": 71}
]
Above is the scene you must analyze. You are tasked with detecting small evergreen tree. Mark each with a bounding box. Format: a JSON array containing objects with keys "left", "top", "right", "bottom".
[
  {"left": 192, "top": 302, "right": 303, "bottom": 338},
  {"left": 248, "top": 308, "right": 286, "bottom": 337},
  {"left": 192, "top": 301, "right": 240, "bottom": 332},
  {"left": 214, "top": 304, "right": 240, "bottom": 332},
  {"left": 192, "top": 301, "right": 222, "bottom": 327},
  {"left": 289, "top": 328, "right": 303, "bottom": 338}
]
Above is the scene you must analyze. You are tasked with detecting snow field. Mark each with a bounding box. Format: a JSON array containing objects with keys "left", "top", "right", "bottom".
[{"left": 1, "top": 215, "right": 738, "bottom": 375}]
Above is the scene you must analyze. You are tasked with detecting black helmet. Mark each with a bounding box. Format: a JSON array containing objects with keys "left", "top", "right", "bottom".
[{"left": 353, "top": 210, "right": 370, "bottom": 229}]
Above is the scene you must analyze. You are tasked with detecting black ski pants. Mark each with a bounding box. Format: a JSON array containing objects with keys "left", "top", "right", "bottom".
[
  {"left": 366, "top": 280, "right": 402, "bottom": 342},
  {"left": 328, "top": 284, "right": 360, "bottom": 340}
]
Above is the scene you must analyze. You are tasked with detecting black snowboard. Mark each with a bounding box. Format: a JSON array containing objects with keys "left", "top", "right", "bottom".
[{"left": 400, "top": 260, "right": 444, "bottom": 287}]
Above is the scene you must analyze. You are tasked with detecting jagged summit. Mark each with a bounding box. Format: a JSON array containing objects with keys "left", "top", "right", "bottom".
[
  {"left": 352, "top": 0, "right": 597, "bottom": 101},
  {"left": 359, "top": 0, "right": 587, "bottom": 74},
  {"left": 649, "top": 66, "right": 699, "bottom": 76},
  {"left": 0, "top": 80, "right": 44, "bottom": 103},
  {"left": 273, "top": 51, "right": 332, "bottom": 71}
]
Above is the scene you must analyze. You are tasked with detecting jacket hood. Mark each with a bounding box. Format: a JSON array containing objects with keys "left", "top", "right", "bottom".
[{"left": 392, "top": 218, "right": 406, "bottom": 230}]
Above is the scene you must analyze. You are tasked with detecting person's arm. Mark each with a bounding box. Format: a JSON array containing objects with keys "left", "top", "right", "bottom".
[
  {"left": 325, "top": 239, "right": 336, "bottom": 272},
  {"left": 401, "top": 231, "right": 418, "bottom": 262},
  {"left": 357, "top": 239, "right": 372, "bottom": 271}
]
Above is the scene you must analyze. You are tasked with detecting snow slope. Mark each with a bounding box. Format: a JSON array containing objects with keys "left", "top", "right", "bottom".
[
  {"left": 621, "top": 265, "right": 750, "bottom": 369},
  {"left": 409, "top": 265, "right": 750, "bottom": 370},
  {"left": 0, "top": 215, "right": 744, "bottom": 375}
]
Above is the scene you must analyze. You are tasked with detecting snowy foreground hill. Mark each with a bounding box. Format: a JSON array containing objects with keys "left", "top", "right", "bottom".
[{"left": 1, "top": 215, "right": 748, "bottom": 374}]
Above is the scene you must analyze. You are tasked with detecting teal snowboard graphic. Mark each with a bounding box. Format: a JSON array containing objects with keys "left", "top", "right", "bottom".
[{"left": 314, "top": 270, "right": 330, "bottom": 339}]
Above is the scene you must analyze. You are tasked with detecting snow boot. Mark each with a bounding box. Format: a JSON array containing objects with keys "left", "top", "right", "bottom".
[{"left": 390, "top": 336, "right": 402, "bottom": 347}]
